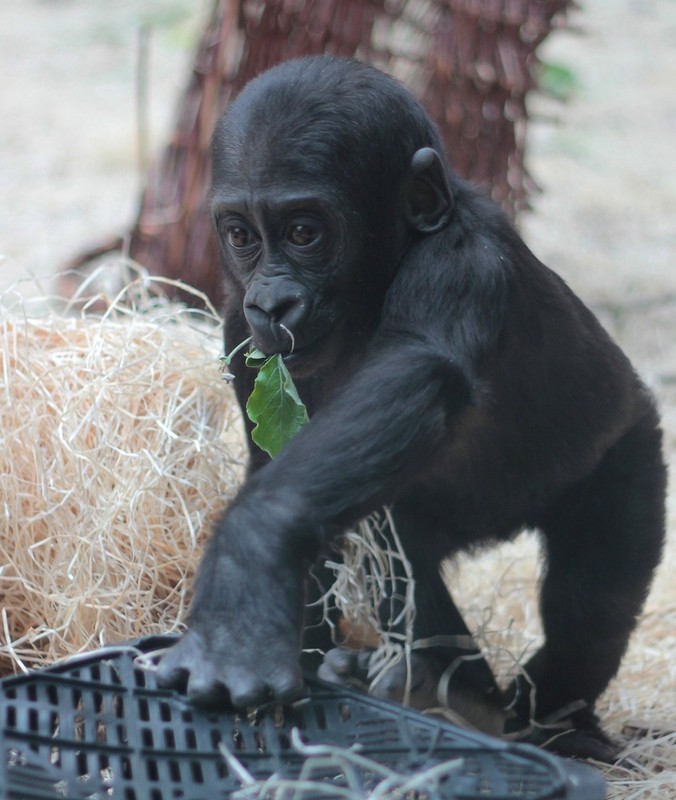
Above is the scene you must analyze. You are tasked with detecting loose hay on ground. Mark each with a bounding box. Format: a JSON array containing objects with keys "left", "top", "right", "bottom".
[{"left": 0, "top": 282, "right": 246, "bottom": 672}]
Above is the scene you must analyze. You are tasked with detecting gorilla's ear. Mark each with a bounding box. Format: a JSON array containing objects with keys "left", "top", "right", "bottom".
[{"left": 405, "top": 147, "right": 453, "bottom": 234}]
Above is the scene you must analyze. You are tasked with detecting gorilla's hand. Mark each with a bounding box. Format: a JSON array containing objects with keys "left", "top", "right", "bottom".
[{"left": 156, "top": 500, "right": 307, "bottom": 707}]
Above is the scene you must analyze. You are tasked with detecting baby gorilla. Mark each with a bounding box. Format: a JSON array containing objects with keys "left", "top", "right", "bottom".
[{"left": 157, "top": 56, "right": 666, "bottom": 761}]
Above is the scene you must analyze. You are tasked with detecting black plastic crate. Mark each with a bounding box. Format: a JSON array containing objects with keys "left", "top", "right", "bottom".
[{"left": 0, "top": 635, "right": 605, "bottom": 799}]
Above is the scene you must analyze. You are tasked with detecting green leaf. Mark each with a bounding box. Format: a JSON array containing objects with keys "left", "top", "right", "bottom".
[
  {"left": 244, "top": 346, "right": 269, "bottom": 369},
  {"left": 246, "top": 354, "right": 309, "bottom": 458}
]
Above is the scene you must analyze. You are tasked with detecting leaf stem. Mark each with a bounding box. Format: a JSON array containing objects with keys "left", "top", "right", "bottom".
[{"left": 222, "top": 335, "right": 253, "bottom": 365}]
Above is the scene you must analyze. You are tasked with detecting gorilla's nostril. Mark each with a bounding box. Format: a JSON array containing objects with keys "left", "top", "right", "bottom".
[{"left": 244, "top": 287, "right": 309, "bottom": 343}]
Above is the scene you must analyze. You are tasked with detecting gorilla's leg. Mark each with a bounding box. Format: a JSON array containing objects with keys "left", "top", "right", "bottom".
[
  {"left": 508, "top": 411, "right": 666, "bottom": 759},
  {"left": 320, "top": 504, "right": 505, "bottom": 735}
]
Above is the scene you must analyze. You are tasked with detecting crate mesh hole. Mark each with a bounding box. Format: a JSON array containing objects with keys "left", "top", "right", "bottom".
[
  {"left": 160, "top": 701, "right": 172, "bottom": 722},
  {"left": 146, "top": 757, "right": 159, "bottom": 781},
  {"left": 273, "top": 704, "right": 285, "bottom": 727},
  {"left": 28, "top": 707, "right": 39, "bottom": 732},
  {"left": 138, "top": 697, "right": 150, "bottom": 722},
  {"left": 117, "top": 722, "right": 128, "bottom": 743},
  {"left": 313, "top": 702, "right": 327, "bottom": 730},
  {"left": 113, "top": 693, "right": 125, "bottom": 718},
  {"left": 76, "top": 750, "right": 89, "bottom": 777},
  {"left": 73, "top": 713, "right": 85, "bottom": 741},
  {"left": 190, "top": 759, "right": 204, "bottom": 783},
  {"left": 339, "top": 701, "right": 351, "bottom": 721},
  {"left": 169, "top": 758, "right": 181, "bottom": 782},
  {"left": 184, "top": 726, "right": 198, "bottom": 749},
  {"left": 108, "top": 664, "right": 124, "bottom": 686},
  {"left": 121, "top": 754, "right": 132, "bottom": 779}
]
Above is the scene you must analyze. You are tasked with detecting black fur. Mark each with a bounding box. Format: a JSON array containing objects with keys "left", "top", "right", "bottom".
[{"left": 157, "top": 57, "right": 666, "bottom": 758}]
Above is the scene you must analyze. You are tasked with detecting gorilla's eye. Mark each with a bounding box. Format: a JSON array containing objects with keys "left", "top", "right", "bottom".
[
  {"left": 226, "top": 225, "right": 254, "bottom": 249},
  {"left": 288, "top": 224, "right": 318, "bottom": 247}
]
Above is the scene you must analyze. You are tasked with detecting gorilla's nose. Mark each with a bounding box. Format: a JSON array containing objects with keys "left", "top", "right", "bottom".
[{"left": 243, "top": 281, "right": 309, "bottom": 352}]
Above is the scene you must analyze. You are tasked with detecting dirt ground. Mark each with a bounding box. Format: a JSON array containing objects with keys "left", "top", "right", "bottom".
[{"left": 1, "top": 0, "right": 675, "bottom": 796}]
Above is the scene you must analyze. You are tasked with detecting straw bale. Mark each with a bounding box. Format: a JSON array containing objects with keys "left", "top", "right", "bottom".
[{"left": 0, "top": 286, "right": 246, "bottom": 672}]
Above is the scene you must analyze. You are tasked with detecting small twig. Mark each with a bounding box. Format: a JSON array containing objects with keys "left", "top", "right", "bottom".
[
  {"left": 222, "top": 336, "right": 254, "bottom": 365},
  {"left": 280, "top": 324, "right": 296, "bottom": 354},
  {"left": 218, "top": 741, "right": 258, "bottom": 787}
]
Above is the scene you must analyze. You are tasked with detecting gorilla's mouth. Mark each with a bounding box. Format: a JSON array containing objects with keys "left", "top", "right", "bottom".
[
  {"left": 282, "top": 328, "right": 329, "bottom": 365},
  {"left": 281, "top": 321, "right": 343, "bottom": 376}
]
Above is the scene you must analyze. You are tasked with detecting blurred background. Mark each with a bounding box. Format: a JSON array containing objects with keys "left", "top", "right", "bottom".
[
  {"left": 3, "top": 0, "right": 673, "bottom": 490},
  {"left": 0, "top": 0, "right": 674, "bottom": 793}
]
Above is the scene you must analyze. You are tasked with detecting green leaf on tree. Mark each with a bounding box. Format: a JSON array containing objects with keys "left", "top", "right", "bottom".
[{"left": 245, "top": 353, "right": 309, "bottom": 458}]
